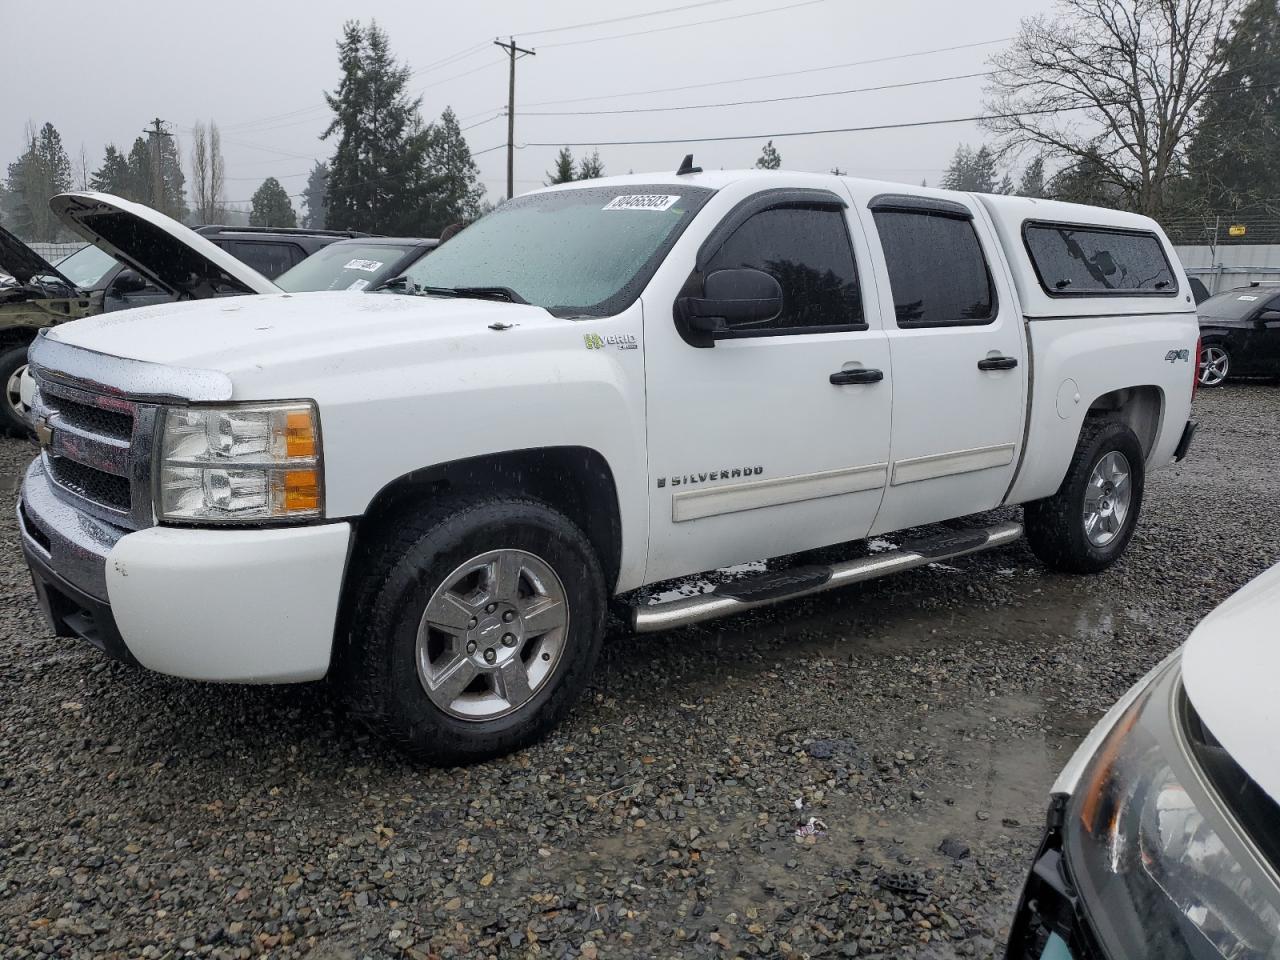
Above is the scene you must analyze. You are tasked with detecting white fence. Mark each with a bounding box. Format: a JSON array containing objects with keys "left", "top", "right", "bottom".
[{"left": 1175, "top": 244, "right": 1280, "bottom": 295}]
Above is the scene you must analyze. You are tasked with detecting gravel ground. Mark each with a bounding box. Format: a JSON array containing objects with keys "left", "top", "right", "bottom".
[{"left": 1, "top": 384, "right": 1277, "bottom": 960}]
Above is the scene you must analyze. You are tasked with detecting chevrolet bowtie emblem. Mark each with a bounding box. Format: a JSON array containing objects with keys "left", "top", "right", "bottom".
[{"left": 34, "top": 417, "right": 52, "bottom": 448}]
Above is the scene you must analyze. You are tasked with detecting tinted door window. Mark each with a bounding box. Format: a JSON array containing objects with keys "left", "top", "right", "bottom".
[
  {"left": 222, "top": 241, "right": 305, "bottom": 279},
  {"left": 873, "top": 210, "right": 995, "bottom": 326},
  {"left": 704, "top": 205, "right": 862, "bottom": 332},
  {"left": 1024, "top": 223, "right": 1176, "bottom": 296}
]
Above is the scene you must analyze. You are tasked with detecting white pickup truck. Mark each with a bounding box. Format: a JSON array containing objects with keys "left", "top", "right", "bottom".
[{"left": 18, "top": 171, "right": 1199, "bottom": 762}]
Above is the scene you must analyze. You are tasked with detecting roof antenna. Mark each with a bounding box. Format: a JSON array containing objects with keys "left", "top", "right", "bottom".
[{"left": 676, "top": 153, "right": 702, "bottom": 175}]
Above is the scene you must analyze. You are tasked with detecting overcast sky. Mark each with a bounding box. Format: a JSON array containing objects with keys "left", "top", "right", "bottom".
[{"left": 5, "top": 0, "right": 1058, "bottom": 207}]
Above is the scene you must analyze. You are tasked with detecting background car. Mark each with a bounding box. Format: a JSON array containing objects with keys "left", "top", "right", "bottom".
[
  {"left": 274, "top": 235, "right": 438, "bottom": 293},
  {"left": 0, "top": 217, "right": 360, "bottom": 433},
  {"left": 1197, "top": 283, "right": 1280, "bottom": 386},
  {"left": 1006, "top": 563, "right": 1280, "bottom": 959}
]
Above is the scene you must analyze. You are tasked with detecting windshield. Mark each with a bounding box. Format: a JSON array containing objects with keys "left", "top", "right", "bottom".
[
  {"left": 275, "top": 241, "right": 423, "bottom": 293},
  {"left": 55, "top": 244, "right": 117, "bottom": 288},
  {"left": 397, "top": 184, "right": 715, "bottom": 316},
  {"left": 1198, "top": 288, "right": 1276, "bottom": 321}
]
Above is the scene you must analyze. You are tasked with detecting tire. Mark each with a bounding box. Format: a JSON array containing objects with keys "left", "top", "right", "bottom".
[
  {"left": 339, "top": 494, "right": 606, "bottom": 764},
  {"left": 1024, "top": 418, "right": 1145, "bottom": 574},
  {"left": 0, "top": 344, "right": 33, "bottom": 437},
  {"left": 1198, "top": 340, "right": 1230, "bottom": 387}
]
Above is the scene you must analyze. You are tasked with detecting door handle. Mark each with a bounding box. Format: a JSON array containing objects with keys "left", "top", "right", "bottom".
[
  {"left": 830, "top": 368, "right": 884, "bottom": 385},
  {"left": 977, "top": 356, "right": 1018, "bottom": 371}
]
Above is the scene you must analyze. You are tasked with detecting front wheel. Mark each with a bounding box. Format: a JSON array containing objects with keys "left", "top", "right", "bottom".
[
  {"left": 1024, "top": 418, "right": 1145, "bottom": 574},
  {"left": 340, "top": 495, "right": 606, "bottom": 764},
  {"left": 1198, "top": 342, "right": 1230, "bottom": 387},
  {"left": 0, "top": 345, "right": 33, "bottom": 437}
]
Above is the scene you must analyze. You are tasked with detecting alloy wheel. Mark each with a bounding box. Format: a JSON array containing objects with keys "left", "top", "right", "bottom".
[
  {"left": 1083, "top": 450, "right": 1132, "bottom": 547},
  {"left": 1198, "top": 345, "right": 1229, "bottom": 386},
  {"left": 415, "top": 549, "right": 569, "bottom": 721}
]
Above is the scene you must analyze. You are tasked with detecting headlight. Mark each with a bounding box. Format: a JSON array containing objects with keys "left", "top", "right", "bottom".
[
  {"left": 1065, "top": 663, "right": 1280, "bottom": 958},
  {"left": 156, "top": 401, "right": 322, "bottom": 523}
]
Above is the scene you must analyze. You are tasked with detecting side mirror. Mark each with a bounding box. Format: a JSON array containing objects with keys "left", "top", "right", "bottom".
[
  {"left": 112, "top": 269, "right": 148, "bottom": 295},
  {"left": 678, "top": 268, "right": 782, "bottom": 342}
]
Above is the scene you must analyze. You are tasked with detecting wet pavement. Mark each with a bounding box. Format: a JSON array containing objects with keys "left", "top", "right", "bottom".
[{"left": 1, "top": 383, "right": 1277, "bottom": 959}]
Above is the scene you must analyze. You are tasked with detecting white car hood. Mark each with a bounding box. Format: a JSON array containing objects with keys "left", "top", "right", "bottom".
[
  {"left": 50, "top": 192, "right": 279, "bottom": 298},
  {"left": 46, "top": 290, "right": 557, "bottom": 389},
  {"left": 1182, "top": 562, "right": 1280, "bottom": 804}
]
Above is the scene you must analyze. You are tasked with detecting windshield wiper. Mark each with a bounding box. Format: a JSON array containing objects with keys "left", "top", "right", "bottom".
[
  {"left": 418, "top": 285, "right": 528, "bottom": 305},
  {"left": 370, "top": 275, "right": 415, "bottom": 293}
]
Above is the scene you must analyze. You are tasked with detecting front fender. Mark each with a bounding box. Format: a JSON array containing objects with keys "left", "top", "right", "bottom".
[{"left": 315, "top": 305, "right": 650, "bottom": 591}]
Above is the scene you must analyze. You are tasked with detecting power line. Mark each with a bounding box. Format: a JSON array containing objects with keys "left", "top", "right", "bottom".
[
  {"left": 522, "top": 70, "right": 994, "bottom": 116},
  {"left": 517, "top": 0, "right": 741, "bottom": 37},
  {"left": 519, "top": 37, "right": 1014, "bottom": 108},
  {"left": 538, "top": 0, "right": 826, "bottom": 49}
]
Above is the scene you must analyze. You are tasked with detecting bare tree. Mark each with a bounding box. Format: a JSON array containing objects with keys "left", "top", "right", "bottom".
[
  {"left": 76, "top": 144, "right": 91, "bottom": 191},
  {"left": 189, "top": 120, "right": 226, "bottom": 223},
  {"left": 983, "top": 0, "right": 1240, "bottom": 217}
]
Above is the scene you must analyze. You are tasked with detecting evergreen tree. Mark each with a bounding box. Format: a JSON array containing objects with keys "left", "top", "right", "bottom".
[
  {"left": 577, "top": 149, "right": 605, "bottom": 180},
  {"left": 419, "top": 107, "right": 484, "bottom": 233},
  {"left": 1184, "top": 0, "right": 1280, "bottom": 210},
  {"left": 4, "top": 123, "right": 73, "bottom": 240},
  {"left": 301, "top": 161, "right": 329, "bottom": 229},
  {"left": 546, "top": 147, "right": 576, "bottom": 184},
  {"left": 1017, "top": 156, "right": 1047, "bottom": 198},
  {"left": 940, "top": 143, "right": 1000, "bottom": 193},
  {"left": 91, "top": 145, "right": 131, "bottom": 195},
  {"left": 249, "top": 177, "right": 297, "bottom": 227},
  {"left": 996, "top": 172, "right": 1015, "bottom": 195},
  {"left": 126, "top": 137, "right": 152, "bottom": 204},
  {"left": 322, "top": 20, "right": 432, "bottom": 233},
  {"left": 755, "top": 140, "right": 782, "bottom": 169}
]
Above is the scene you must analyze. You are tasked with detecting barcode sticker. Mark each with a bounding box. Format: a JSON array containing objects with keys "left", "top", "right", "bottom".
[
  {"left": 603, "top": 194, "right": 680, "bottom": 212},
  {"left": 344, "top": 258, "right": 384, "bottom": 272}
]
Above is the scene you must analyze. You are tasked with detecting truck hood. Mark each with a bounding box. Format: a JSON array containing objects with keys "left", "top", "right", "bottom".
[
  {"left": 49, "top": 192, "right": 279, "bottom": 299},
  {"left": 1182, "top": 562, "right": 1280, "bottom": 804},
  {"left": 45, "top": 290, "right": 558, "bottom": 383},
  {"left": 0, "top": 222, "right": 74, "bottom": 286}
]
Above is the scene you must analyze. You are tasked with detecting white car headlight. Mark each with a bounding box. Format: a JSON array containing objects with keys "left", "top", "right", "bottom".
[{"left": 157, "top": 402, "right": 322, "bottom": 523}]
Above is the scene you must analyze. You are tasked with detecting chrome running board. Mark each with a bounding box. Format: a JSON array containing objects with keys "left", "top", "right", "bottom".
[{"left": 631, "top": 521, "right": 1023, "bottom": 634}]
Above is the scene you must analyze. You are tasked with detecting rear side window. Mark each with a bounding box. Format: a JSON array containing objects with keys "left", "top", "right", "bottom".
[
  {"left": 218, "top": 241, "right": 305, "bottom": 279},
  {"left": 872, "top": 210, "right": 995, "bottom": 326},
  {"left": 1024, "top": 223, "right": 1176, "bottom": 297},
  {"left": 705, "top": 205, "right": 863, "bottom": 332}
]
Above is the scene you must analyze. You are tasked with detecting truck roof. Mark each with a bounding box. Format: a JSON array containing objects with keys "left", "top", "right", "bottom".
[{"left": 539, "top": 171, "right": 1194, "bottom": 318}]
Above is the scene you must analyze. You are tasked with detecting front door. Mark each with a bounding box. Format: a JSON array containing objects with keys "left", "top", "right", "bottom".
[
  {"left": 849, "top": 188, "right": 1027, "bottom": 536},
  {"left": 642, "top": 185, "right": 893, "bottom": 584}
]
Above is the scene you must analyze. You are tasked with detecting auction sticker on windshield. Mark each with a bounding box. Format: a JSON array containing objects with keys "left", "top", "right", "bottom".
[
  {"left": 603, "top": 195, "right": 680, "bottom": 212},
  {"left": 344, "top": 259, "right": 384, "bottom": 272}
]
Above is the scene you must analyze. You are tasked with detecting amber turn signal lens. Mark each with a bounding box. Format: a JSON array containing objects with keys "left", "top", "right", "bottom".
[
  {"left": 285, "top": 411, "right": 317, "bottom": 459},
  {"left": 283, "top": 469, "right": 320, "bottom": 512}
]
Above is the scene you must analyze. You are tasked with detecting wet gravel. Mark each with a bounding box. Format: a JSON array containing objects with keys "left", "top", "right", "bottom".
[{"left": 2, "top": 384, "right": 1277, "bottom": 959}]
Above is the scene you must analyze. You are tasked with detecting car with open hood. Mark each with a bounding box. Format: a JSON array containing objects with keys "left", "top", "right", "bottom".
[
  {"left": 0, "top": 196, "right": 385, "bottom": 433},
  {"left": 0, "top": 195, "right": 280, "bottom": 434},
  {"left": 1006, "top": 562, "right": 1280, "bottom": 959}
]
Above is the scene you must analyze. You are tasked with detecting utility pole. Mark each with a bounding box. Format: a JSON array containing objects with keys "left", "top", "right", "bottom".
[
  {"left": 493, "top": 37, "right": 535, "bottom": 200},
  {"left": 144, "top": 118, "right": 173, "bottom": 211}
]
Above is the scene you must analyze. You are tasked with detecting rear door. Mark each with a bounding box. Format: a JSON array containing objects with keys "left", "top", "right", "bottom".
[
  {"left": 848, "top": 188, "right": 1026, "bottom": 535},
  {"left": 642, "top": 183, "right": 893, "bottom": 583}
]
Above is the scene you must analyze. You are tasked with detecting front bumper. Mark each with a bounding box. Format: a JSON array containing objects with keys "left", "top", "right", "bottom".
[{"left": 19, "top": 458, "right": 352, "bottom": 683}]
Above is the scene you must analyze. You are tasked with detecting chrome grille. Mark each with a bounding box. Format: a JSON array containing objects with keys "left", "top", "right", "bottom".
[{"left": 32, "top": 371, "right": 157, "bottom": 531}]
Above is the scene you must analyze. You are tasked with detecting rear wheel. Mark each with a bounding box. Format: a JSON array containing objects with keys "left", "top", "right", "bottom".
[
  {"left": 1198, "top": 341, "right": 1230, "bottom": 387},
  {"left": 1024, "top": 419, "right": 1145, "bottom": 574},
  {"left": 0, "top": 344, "right": 33, "bottom": 437},
  {"left": 340, "top": 495, "right": 606, "bottom": 764}
]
